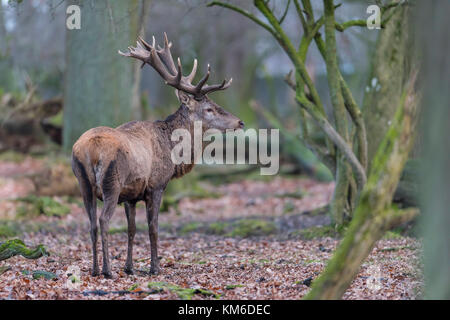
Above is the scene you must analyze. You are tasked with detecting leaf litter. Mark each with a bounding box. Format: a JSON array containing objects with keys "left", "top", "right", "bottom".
[{"left": 0, "top": 158, "right": 423, "bottom": 299}]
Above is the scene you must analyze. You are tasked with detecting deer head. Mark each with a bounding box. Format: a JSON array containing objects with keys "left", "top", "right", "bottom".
[{"left": 119, "top": 33, "right": 244, "bottom": 132}]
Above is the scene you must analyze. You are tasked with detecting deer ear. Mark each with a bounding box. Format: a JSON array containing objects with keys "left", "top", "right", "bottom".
[{"left": 175, "top": 90, "right": 190, "bottom": 105}]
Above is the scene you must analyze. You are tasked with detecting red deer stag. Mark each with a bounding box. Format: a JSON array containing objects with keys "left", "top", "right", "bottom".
[{"left": 72, "top": 33, "right": 243, "bottom": 278}]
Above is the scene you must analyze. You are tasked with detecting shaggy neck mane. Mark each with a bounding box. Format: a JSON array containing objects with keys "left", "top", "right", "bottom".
[
  {"left": 160, "top": 104, "right": 196, "bottom": 179},
  {"left": 163, "top": 104, "right": 192, "bottom": 133}
]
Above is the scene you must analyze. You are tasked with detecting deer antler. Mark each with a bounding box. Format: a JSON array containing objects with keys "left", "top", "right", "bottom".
[{"left": 119, "top": 33, "right": 232, "bottom": 99}]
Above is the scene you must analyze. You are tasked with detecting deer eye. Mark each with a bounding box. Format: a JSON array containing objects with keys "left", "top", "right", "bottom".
[{"left": 206, "top": 108, "right": 214, "bottom": 113}]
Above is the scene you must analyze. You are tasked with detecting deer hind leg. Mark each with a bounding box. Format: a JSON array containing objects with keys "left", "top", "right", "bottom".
[
  {"left": 124, "top": 201, "right": 136, "bottom": 275},
  {"left": 145, "top": 189, "right": 163, "bottom": 275},
  {"left": 73, "top": 157, "right": 99, "bottom": 276},
  {"left": 99, "top": 161, "right": 120, "bottom": 278},
  {"left": 86, "top": 192, "right": 99, "bottom": 276}
]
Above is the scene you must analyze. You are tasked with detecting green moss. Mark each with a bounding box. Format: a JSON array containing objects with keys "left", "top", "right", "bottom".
[
  {"left": 383, "top": 230, "right": 403, "bottom": 239},
  {"left": 179, "top": 222, "right": 203, "bottom": 235},
  {"left": 283, "top": 201, "right": 296, "bottom": 214},
  {"left": 0, "top": 220, "right": 61, "bottom": 238},
  {"left": 275, "top": 190, "right": 306, "bottom": 199},
  {"left": 227, "top": 219, "right": 277, "bottom": 238},
  {"left": 0, "top": 151, "right": 26, "bottom": 163},
  {"left": 379, "top": 245, "right": 414, "bottom": 252},
  {"left": 0, "top": 221, "right": 21, "bottom": 238},
  {"left": 160, "top": 195, "right": 178, "bottom": 212},
  {"left": 46, "top": 111, "right": 63, "bottom": 127},
  {"left": 31, "top": 270, "right": 58, "bottom": 280},
  {"left": 304, "top": 259, "right": 322, "bottom": 264},
  {"left": 161, "top": 176, "right": 220, "bottom": 212},
  {"left": 0, "top": 265, "right": 11, "bottom": 275},
  {"left": 22, "top": 269, "right": 57, "bottom": 280},
  {"left": 199, "top": 166, "right": 274, "bottom": 185},
  {"left": 0, "top": 239, "right": 49, "bottom": 261},
  {"left": 64, "top": 196, "right": 83, "bottom": 207},
  {"left": 16, "top": 196, "right": 70, "bottom": 217},
  {"left": 207, "top": 221, "right": 229, "bottom": 235},
  {"left": 225, "top": 284, "right": 244, "bottom": 290},
  {"left": 108, "top": 226, "right": 127, "bottom": 235},
  {"left": 159, "top": 222, "right": 173, "bottom": 231},
  {"left": 128, "top": 283, "right": 139, "bottom": 291},
  {"left": 196, "top": 219, "right": 279, "bottom": 238},
  {"left": 305, "top": 205, "right": 330, "bottom": 216},
  {"left": 147, "top": 281, "right": 219, "bottom": 300},
  {"left": 299, "top": 225, "right": 339, "bottom": 240},
  {"left": 108, "top": 223, "right": 147, "bottom": 235}
]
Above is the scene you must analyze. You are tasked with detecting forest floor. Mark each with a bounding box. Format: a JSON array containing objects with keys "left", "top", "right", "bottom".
[{"left": 0, "top": 154, "right": 423, "bottom": 300}]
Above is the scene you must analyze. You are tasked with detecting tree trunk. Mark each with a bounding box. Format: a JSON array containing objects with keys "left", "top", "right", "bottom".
[
  {"left": 363, "top": 2, "right": 413, "bottom": 168},
  {"left": 418, "top": 0, "right": 450, "bottom": 300},
  {"left": 304, "top": 76, "right": 419, "bottom": 299},
  {"left": 63, "top": 0, "right": 143, "bottom": 150},
  {"left": 0, "top": 2, "right": 13, "bottom": 92},
  {"left": 130, "top": 0, "right": 151, "bottom": 120},
  {"left": 0, "top": 2, "right": 7, "bottom": 56}
]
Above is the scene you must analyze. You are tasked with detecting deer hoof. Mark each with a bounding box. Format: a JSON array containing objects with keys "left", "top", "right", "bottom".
[
  {"left": 102, "top": 271, "right": 113, "bottom": 279},
  {"left": 149, "top": 267, "right": 160, "bottom": 275},
  {"left": 91, "top": 269, "right": 100, "bottom": 277},
  {"left": 124, "top": 268, "right": 134, "bottom": 275}
]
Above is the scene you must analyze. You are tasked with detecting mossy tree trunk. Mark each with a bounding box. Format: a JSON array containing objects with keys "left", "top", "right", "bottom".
[
  {"left": 209, "top": 0, "right": 413, "bottom": 225},
  {"left": 362, "top": 2, "right": 419, "bottom": 208},
  {"left": 363, "top": 2, "right": 413, "bottom": 169},
  {"left": 418, "top": 0, "right": 450, "bottom": 300},
  {"left": 304, "top": 76, "right": 419, "bottom": 300},
  {"left": 63, "top": 0, "right": 147, "bottom": 150}
]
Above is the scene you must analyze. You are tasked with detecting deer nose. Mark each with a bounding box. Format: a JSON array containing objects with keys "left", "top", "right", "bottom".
[{"left": 238, "top": 120, "right": 245, "bottom": 128}]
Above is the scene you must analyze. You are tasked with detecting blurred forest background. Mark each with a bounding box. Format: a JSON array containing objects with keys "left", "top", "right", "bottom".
[
  {"left": 0, "top": 0, "right": 376, "bottom": 178},
  {"left": 0, "top": 0, "right": 448, "bottom": 300}
]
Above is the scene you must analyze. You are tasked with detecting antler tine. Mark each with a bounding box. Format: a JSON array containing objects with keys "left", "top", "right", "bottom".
[
  {"left": 118, "top": 42, "right": 150, "bottom": 66},
  {"left": 149, "top": 48, "right": 177, "bottom": 85},
  {"left": 121, "top": 33, "right": 232, "bottom": 97},
  {"left": 194, "top": 64, "right": 211, "bottom": 95},
  {"left": 157, "top": 32, "right": 177, "bottom": 76},
  {"left": 138, "top": 36, "right": 153, "bottom": 51},
  {"left": 201, "top": 78, "right": 233, "bottom": 95},
  {"left": 164, "top": 32, "right": 170, "bottom": 48},
  {"left": 186, "top": 59, "right": 198, "bottom": 83},
  {"left": 118, "top": 49, "right": 129, "bottom": 57},
  {"left": 175, "top": 57, "right": 183, "bottom": 85}
]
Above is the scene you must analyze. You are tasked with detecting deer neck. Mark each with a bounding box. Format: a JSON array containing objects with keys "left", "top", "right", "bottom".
[
  {"left": 163, "top": 104, "right": 198, "bottom": 179},
  {"left": 164, "top": 104, "right": 193, "bottom": 134}
]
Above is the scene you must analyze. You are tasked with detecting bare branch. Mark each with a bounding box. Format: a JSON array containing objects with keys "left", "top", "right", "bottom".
[
  {"left": 278, "top": 0, "right": 291, "bottom": 24},
  {"left": 296, "top": 94, "right": 367, "bottom": 189},
  {"left": 207, "top": 1, "right": 277, "bottom": 37}
]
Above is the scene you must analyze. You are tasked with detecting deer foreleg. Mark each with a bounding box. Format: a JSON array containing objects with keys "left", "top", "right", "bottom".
[
  {"left": 124, "top": 201, "right": 136, "bottom": 274},
  {"left": 145, "top": 189, "right": 163, "bottom": 275}
]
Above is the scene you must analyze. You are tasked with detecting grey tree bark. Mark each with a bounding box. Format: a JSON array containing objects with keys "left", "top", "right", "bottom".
[
  {"left": 418, "top": 0, "right": 450, "bottom": 300},
  {"left": 63, "top": 0, "right": 146, "bottom": 150},
  {"left": 0, "top": 2, "right": 13, "bottom": 91},
  {"left": 363, "top": 2, "right": 413, "bottom": 168},
  {"left": 0, "top": 2, "right": 7, "bottom": 56}
]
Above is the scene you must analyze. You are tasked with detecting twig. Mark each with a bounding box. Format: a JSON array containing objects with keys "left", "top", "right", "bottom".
[
  {"left": 278, "top": 0, "right": 291, "bottom": 24},
  {"left": 296, "top": 94, "right": 367, "bottom": 189},
  {"left": 207, "top": 1, "right": 277, "bottom": 38}
]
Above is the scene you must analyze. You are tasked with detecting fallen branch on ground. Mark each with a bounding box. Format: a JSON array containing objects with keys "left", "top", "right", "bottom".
[{"left": 0, "top": 239, "right": 49, "bottom": 261}]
